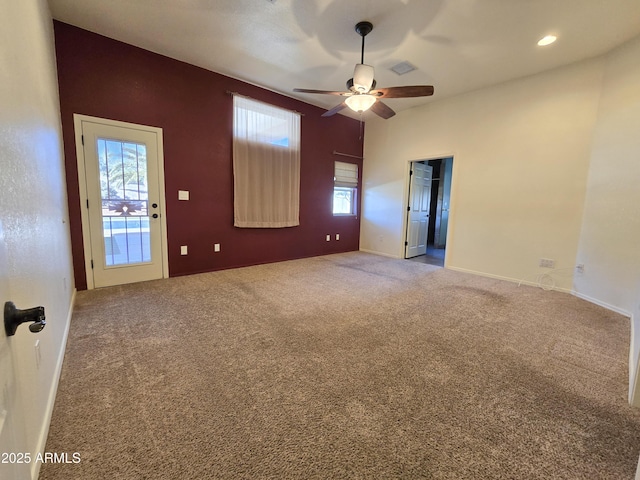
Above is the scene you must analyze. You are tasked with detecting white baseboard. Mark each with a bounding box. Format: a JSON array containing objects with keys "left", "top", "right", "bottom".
[
  {"left": 570, "top": 290, "right": 631, "bottom": 318},
  {"left": 30, "top": 288, "right": 75, "bottom": 480},
  {"left": 359, "top": 248, "right": 400, "bottom": 259},
  {"left": 446, "top": 265, "right": 573, "bottom": 294},
  {"left": 630, "top": 312, "right": 640, "bottom": 408}
]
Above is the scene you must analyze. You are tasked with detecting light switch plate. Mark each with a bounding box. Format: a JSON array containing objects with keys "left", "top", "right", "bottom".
[
  {"left": 181, "top": 245, "right": 188, "bottom": 255},
  {"left": 178, "top": 190, "right": 189, "bottom": 201}
]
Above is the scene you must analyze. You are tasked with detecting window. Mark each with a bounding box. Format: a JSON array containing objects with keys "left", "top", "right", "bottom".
[
  {"left": 333, "top": 161, "right": 358, "bottom": 215},
  {"left": 233, "top": 95, "right": 301, "bottom": 228}
]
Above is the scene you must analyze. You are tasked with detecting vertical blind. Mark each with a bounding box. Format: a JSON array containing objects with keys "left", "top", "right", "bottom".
[{"left": 233, "top": 95, "right": 301, "bottom": 228}]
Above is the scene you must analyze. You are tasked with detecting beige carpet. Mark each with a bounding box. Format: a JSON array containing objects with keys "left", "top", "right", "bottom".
[{"left": 40, "top": 252, "right": 640, "bottom": 479}]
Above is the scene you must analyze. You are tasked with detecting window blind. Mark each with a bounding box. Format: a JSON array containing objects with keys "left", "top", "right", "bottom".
[{"left": 334, "top": 161, "right": 358, "bottom": 187}]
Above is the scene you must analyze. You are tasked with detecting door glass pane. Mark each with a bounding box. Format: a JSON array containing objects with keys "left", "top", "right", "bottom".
[{"left": 97, "top": 138, "right": 150, "bottom": 266}]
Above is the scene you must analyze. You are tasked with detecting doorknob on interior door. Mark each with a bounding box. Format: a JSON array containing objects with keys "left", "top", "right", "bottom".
[{"left": 4, "top": 302, "right": 46, "bottom": 336}]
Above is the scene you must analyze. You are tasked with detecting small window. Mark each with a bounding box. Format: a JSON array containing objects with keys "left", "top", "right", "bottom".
[{"left": 333, "top": 161, "right": 358, "bottom": 215}]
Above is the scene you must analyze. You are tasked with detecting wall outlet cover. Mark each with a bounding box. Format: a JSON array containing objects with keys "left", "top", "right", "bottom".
[{"left": 539, "top": 258, "right": 555, "bottom": 268}]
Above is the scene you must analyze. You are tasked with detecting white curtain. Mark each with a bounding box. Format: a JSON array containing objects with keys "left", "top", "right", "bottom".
[{"left": 233, "top": 95, "right": 301, "bottom": 228}]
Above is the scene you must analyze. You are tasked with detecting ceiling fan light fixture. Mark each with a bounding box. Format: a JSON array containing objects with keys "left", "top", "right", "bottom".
[
  {"left": 353, "top": 64, "right": 374, "bottom": 92},
  {"left": 345, "top": 94, "right": 376, "bottom": 113}
]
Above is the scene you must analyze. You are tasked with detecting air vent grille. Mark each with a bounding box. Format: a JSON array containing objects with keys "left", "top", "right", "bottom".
[{"left": 390, "top": 61, "right": 417, "bottom": 76}]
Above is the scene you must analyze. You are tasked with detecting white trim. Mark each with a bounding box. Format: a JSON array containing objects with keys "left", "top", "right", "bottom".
[
  {"left": 570, "top": 291, "right": 632, "bottom": 318},
  {"left": 446, "top": 265, "right": 573, "bottom": 293},
  {"left": 73, "top": 114, "right": 169, "bottom": 289},
  {"left": 630, "top": 312, "right": 640, "bottom": 407},
  {"left": 73, "top": 115, "right": 94, "bottom": 289},
  {"left": 445, "top": 265, "right": 631, "bottom": 316},
  {"left": 30, "top": 288, "right": 76, "bottom": 480},
  {"left": 359, "top": 248, "right": 400, "bottom": 259}
]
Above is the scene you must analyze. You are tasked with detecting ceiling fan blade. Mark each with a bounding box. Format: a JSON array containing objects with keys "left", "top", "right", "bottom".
[
  {"left": 322, "top": 102, "right": 348, "bottom": 117},
  {"left": 371, "top": 85, "right": 434, "bottom": 98},
  {"left": 370, "top": 100, "right": 396, "bottom": 119},
  {"left": 293, "top": 88, "right": 349, "bottom": 96}
]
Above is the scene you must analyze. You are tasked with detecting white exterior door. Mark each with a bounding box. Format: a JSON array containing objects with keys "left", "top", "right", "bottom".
[
  {"left": 76, "top": 116, "right": 168, "bottom": 288},
  {"left": 405, "top": 162, "right": 432, "bottom": 258}
]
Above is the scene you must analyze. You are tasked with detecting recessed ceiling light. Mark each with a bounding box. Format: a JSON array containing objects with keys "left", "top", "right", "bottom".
[{"left": 537, "top": 35, "right": 557, "bottom": 47}]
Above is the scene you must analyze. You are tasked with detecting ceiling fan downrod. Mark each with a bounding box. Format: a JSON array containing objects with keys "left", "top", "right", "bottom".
[{"left": 355, "top": 21, "right": 373, "bottom": 64}]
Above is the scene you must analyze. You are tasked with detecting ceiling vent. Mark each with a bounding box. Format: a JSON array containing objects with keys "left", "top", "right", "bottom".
[{"left": 390, "top": 61, "right": 417, "bottom": 76}]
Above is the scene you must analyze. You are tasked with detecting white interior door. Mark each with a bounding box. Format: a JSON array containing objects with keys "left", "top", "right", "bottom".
[
  {"left": 436, "top": 157, "right": 452, "bottom": 248},
  {"left": 0, "top": 223, "right": 30, "bottom": 480},
  {"left": 405, "top": 162, "right": 433, "bottom": 258},
  {"left": 77, "top": 116, "right": 167, "bottom": 288}
]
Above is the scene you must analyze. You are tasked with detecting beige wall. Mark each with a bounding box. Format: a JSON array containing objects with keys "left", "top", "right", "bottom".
[
  {"left": 0, "top": 0, "right": 74, "bottom": 476},
  {"left": 574, "top": 35, "right": 640, "bottom": 315},
  {"left": 569, "top": 36, "right": 640, "bottom": 405},
  {"left": 361, "top": 57, "right": 604, "bottom": 292}
]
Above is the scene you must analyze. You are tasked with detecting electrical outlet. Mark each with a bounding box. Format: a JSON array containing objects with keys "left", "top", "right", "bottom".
[
  {"left": 214, "top": 243, "right": 221, "bottom": 253},
  {"left": 326, "top": 235, "right": 330, "bottom": 242},
  {"left": 180, "top": 245, "right": 188, "bottom": 255},
  {"left": 336, "top": 234, "right": 340, "bottom": 241},
  {"left": 575, "top": 264, "right": 585, "bottom": 274},
  {"left": 539, "top": 258, "right": 555, "bottom": 268}
]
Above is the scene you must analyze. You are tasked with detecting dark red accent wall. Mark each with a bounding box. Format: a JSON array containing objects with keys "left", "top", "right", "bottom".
[{"left": 53, "top": 22, "right": 364, "bottom": 290}]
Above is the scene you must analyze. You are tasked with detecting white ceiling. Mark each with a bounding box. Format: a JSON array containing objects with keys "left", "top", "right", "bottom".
[{"left": 48, "top": 0, "right": 640, "bottom": 118}]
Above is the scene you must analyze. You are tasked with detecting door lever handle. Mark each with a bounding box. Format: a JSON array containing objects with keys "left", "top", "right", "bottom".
[{"left": 4, "top": 302, "right": 46, "bottom": 336}]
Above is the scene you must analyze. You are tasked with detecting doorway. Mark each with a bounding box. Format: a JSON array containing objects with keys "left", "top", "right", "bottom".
[
  {"left": 404, "top": 157, "right": 453, "bottom": 267},
  {"left": 74, "top": 115, "right": 169, "bottom": 288}
]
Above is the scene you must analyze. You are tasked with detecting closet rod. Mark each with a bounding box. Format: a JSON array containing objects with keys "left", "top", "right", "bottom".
[
  {"left": 226, "top": 90, "right": 305, "bottom": 116},
  {"left": 333, "top": 150, "right": 363, "bottom": 160}
]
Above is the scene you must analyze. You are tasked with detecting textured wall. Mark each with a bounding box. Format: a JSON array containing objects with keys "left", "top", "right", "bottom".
[
  {"left": 0, "top": 0, "right": 74, "bottom": 477},
  {"left": 53, "top": 22, "right": 364, "bottom": 290},
  {"left": 574, "top": 35, "right": 640, "bottom": 315},
  {"left": 361, "top": 58, "right": 603, "bottom": 292}
]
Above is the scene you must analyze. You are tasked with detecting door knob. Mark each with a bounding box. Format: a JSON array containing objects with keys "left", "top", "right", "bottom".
[{"left": 4, "top": 302, "right": 46, "bottom": 336}]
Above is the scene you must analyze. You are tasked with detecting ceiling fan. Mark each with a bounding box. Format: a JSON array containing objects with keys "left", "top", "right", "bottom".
[{"left": 293, "top": 21, "right": 434, "bottom": 119}]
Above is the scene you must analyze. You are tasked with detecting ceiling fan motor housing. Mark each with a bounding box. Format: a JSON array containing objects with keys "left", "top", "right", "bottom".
[
  {"left": 346, "top": 77, "right": 377, "bottom": 93},
  {"left": 352, "top": 64, "right": 375, "bottom": 92}
]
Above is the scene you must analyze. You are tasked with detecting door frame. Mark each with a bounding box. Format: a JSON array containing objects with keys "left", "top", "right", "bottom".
[
  {"left": 74, "top": 114, "right": 169, "bottom": 290},
  {"left": 401, "top": 154, "right": 456, "bottom": 267}
]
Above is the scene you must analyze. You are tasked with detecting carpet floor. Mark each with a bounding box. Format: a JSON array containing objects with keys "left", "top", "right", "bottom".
[{"left": 40, "top": 252, "right": 640, "bottom": 479}]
